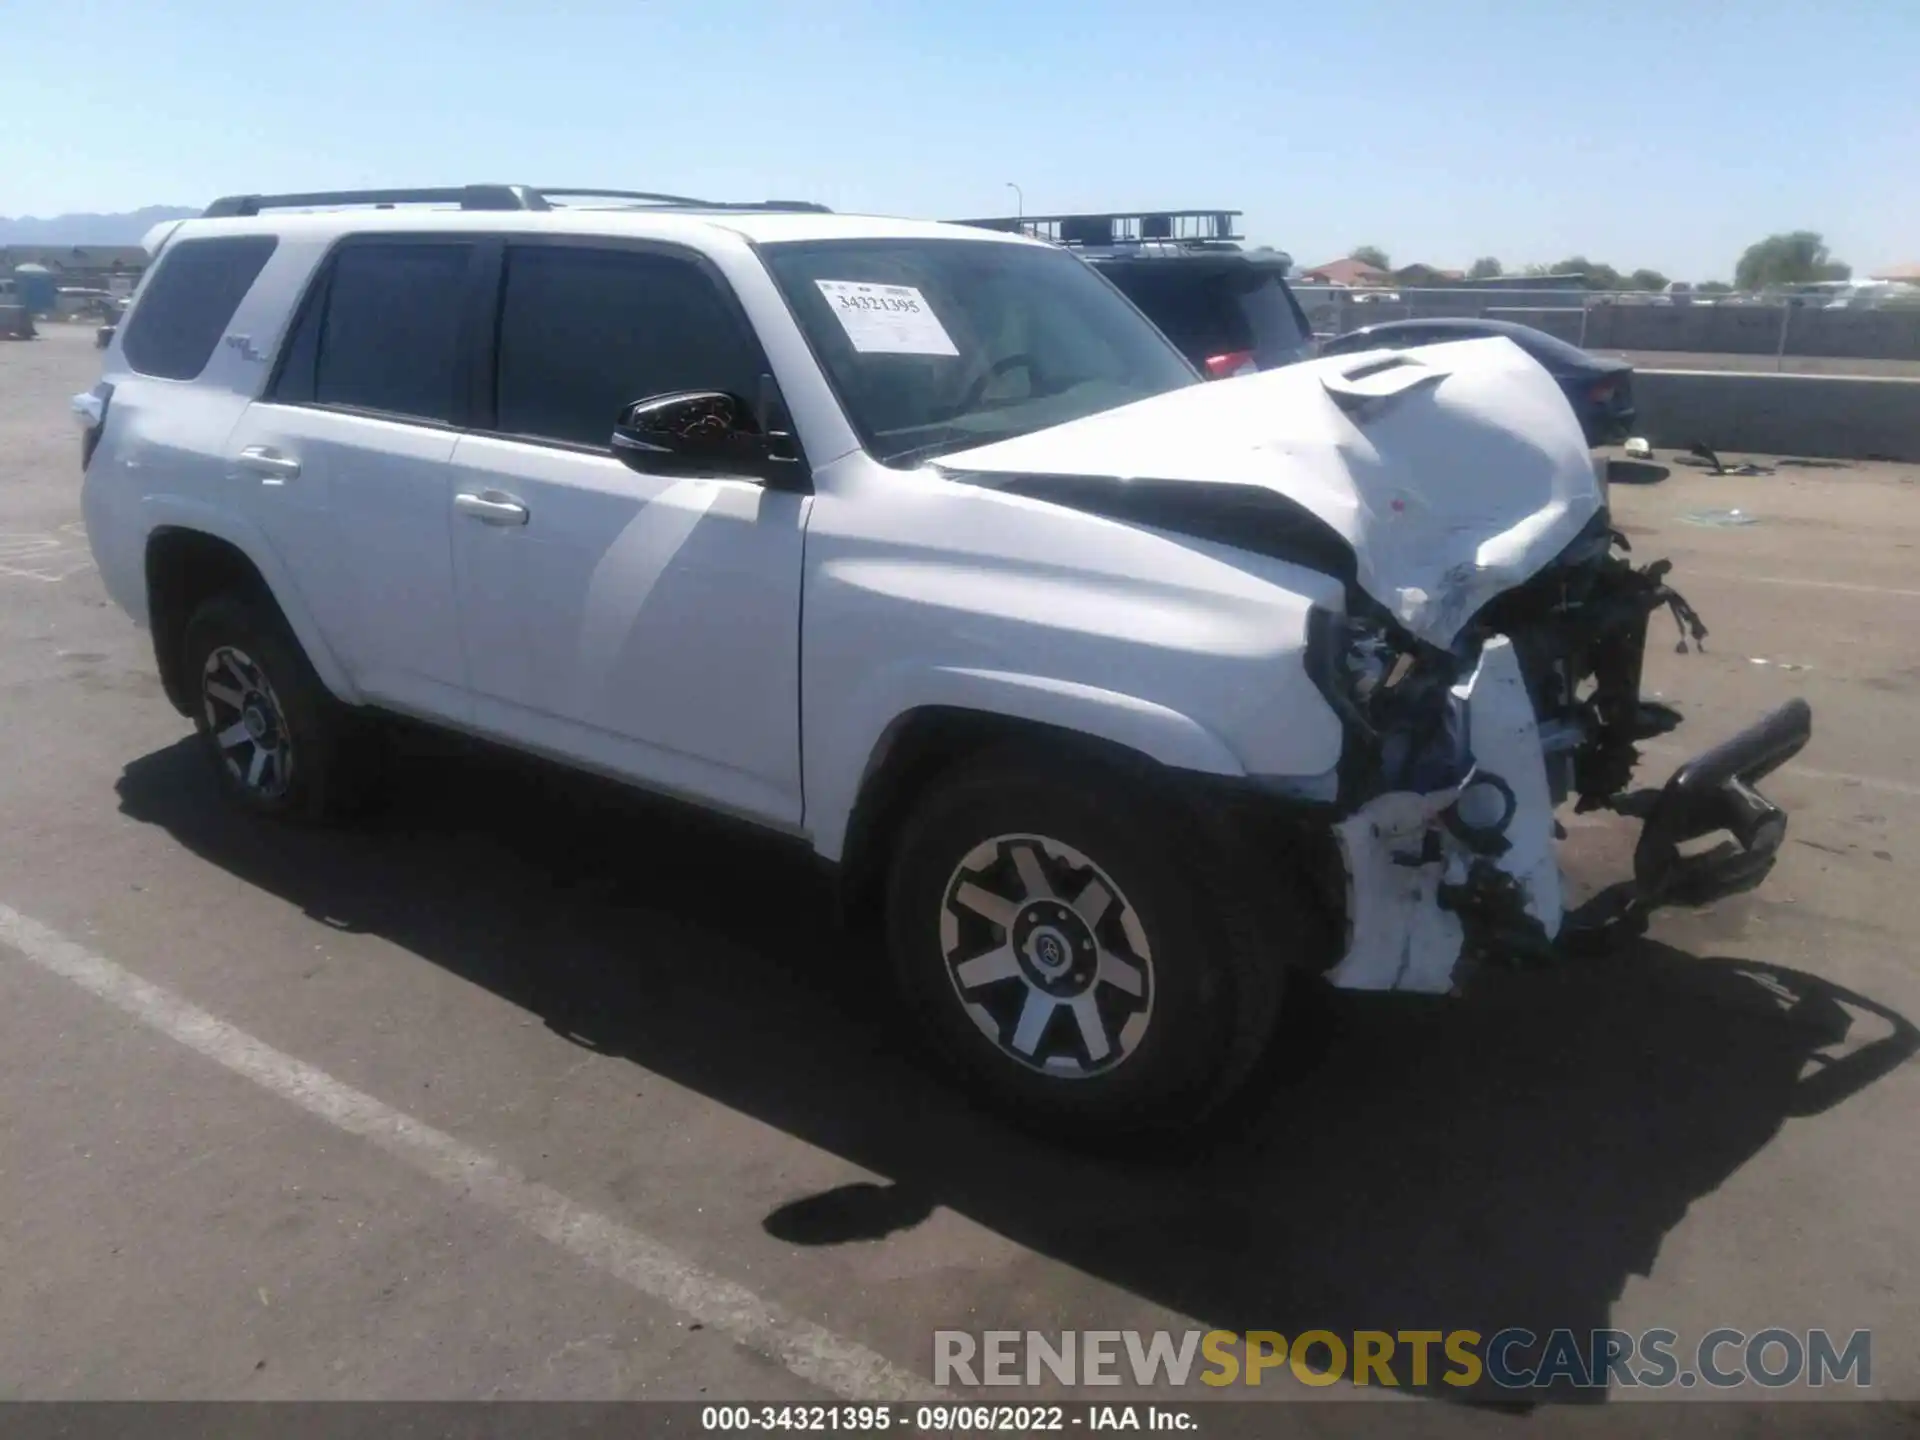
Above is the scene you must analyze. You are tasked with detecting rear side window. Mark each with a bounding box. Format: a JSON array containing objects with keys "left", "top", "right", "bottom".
[
  {"left": 492, "top": 245, "right": 763, "bottom": 448},
  {"left": 304, "top": 244, "right": 472, "bottom": 423},
  {"left": 121, "top": 236, "right": 278, "bottom": 380}
]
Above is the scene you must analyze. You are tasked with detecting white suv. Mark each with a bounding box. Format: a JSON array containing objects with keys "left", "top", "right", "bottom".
[{"left": 78, "top": 185, "right": 1810, "bottom": 1140}]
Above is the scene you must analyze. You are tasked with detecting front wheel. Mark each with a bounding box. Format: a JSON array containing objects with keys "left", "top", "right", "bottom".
[{"left": 885, "top": 753, "right": 1284, "bottom": 1142}]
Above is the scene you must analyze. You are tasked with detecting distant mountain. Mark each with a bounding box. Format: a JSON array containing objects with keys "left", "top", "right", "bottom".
[{"left": 0, "top": 206, "right": 199, "bottom": 245}]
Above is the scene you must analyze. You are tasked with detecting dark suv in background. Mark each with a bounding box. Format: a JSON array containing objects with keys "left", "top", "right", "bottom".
[{"left": 949, "top": 209, "right": 1315, "bottom": 377}]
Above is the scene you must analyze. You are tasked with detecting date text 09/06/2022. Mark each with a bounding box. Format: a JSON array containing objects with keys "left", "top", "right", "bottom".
[{"left": 700, "top": 1405, "right": 1193, "bottom": 1432}]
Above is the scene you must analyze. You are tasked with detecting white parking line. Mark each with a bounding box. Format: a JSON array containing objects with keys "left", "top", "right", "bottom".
[
  {"left": 1686, "top": 572, "right": 1920, "bottom": 601},
  {"left": 0, "top": 527, "right": 96, "bottom": 583},
  {"left": 0, "top": 901, "right": 939, "bottom": 1403}
]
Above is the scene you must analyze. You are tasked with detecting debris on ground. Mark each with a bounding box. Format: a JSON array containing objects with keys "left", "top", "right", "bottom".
[
  {"left": 1682, "top": 508, "right": 1760, "bottom": 527},
  {"left": 1624, "top": 437, "right": 1654, "bottom": 460},
  {"left": 1607, "top": 459, "right": 1671, "bottom": 486},
  {"left": 1678, "top": 442, "right": 1777, "bottom": 476}
]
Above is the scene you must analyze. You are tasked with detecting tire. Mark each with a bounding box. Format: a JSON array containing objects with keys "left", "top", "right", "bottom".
[
  {"left": 180, "top": 595, "right": 379, "bottom": 822},
  {"left": 885, "top": 749, "right": 1287, "bottom": 1144}
]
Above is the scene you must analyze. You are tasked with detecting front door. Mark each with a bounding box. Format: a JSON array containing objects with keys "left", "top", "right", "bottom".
[{"left": 448, "top": 242, "right": 806, "bottom": 829}]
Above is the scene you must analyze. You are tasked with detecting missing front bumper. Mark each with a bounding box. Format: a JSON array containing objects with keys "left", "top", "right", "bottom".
[
  {"left": 1326, "top": 683, "right": 1814, "bottom": 990},
  {"left": 1622, "top": 696, "right": 1810, "bottom": 896},
  {"left": 1543, "top": 698, "right": 1812, "bottom": 955}
]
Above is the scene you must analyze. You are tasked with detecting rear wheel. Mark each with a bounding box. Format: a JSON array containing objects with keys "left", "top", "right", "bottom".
[
  {"left": 885, "top": 752, "right": 1285, "bottom": 1142},
  {"left": 181, "top": 595, "right": 379, "bottom": 822}
]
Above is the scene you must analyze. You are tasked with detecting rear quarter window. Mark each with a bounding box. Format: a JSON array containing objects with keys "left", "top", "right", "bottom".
[{"left": 121, "top": 235, "right": 279, "bottom": 381}]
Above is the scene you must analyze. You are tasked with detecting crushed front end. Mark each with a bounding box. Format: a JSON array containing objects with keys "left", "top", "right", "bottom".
[{"left": 1306, "top": 509, "right": 1812, "bottom": 992}]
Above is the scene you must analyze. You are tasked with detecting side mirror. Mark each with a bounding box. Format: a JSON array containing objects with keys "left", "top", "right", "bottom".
[{"left": 610, "top": 390, "right": 806, "bottom": 489}]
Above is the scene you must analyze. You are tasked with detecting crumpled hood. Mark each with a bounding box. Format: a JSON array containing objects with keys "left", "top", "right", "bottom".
[{"left": 938, "top": 336, "right": 1604, "bottom": 648}]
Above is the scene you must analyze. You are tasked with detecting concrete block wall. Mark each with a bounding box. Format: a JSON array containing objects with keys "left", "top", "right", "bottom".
[
  {"left": 1632, "top": 371, "right": 1920, "bottom": 462},
  {"left": 1586, "top": 305, "right": 1920, "bottom": 360}
]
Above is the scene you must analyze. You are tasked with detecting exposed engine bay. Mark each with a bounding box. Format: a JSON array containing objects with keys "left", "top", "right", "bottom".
[
  {"left": 1307, "top": 506, "right": 1808, "bottom": 991},
  {"left": 936, "top": 335, "right": 1812, "bottom": 993}
]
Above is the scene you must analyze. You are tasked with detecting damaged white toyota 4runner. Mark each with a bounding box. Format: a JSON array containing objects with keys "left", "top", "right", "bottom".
[{"left": 79, "top": 189, "right": 1810, "bottom": 1140}]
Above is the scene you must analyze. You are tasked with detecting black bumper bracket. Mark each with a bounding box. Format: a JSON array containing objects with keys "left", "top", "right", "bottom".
[
  {"left": 1632, "top": 697, "right": 1810, "bottom": 907},
  {"left": 1562, "top": 698, "right": 1812, "bottom": 954}
]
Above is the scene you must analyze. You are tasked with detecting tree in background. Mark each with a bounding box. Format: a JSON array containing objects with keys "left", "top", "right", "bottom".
[
  {"left": 1468, "top": 257, "right": 1503, "bottom": 279},
  {"left": 1548, "top": 257, "right": 1626, "bottom": 291},
  {"left": 1698, "top": 281, "right": 1734, "bottom": 294},
  {"left": 1734, "top": 232, "right": 1851, "bottom": 290},
  {"left": 1627, "top": 268, "right": 1671, "bottom": 292},
  {"left": 1349, "top": 245, "right": 1391, "bottom": 271}
]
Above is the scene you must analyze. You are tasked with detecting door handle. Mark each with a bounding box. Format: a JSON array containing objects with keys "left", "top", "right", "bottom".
[
  {"left": 236, "top": 446, "right": 301, "bottom": 484},
  {"left": 454, "top": 490, "right": 530, "bottom": 526}
]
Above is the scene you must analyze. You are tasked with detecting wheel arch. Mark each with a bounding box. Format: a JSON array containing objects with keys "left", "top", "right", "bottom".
[
  {"left": 143, "top": 509, "right": 358, "bottom": 716},
  {"left": 826, "top": 669, "right": 1249, "bottom": 933}
]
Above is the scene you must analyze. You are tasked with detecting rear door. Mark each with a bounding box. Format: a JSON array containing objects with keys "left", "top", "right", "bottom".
[
  {"left": 224, "top": 237, "right": 482, "bottom": 720},
  {"left": 446, "top": 239, "right": 807, "bottom": 828}
]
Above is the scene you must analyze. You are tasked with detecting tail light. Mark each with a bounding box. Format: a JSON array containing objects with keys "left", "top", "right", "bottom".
[
  {"left": 1204, "top": 350, "right": 1258, "bottom": 380},
  {"left": 1588, "top": 379, "right": 1617, "bottom": 403},
  {"left": 72, "top": 380, "right": 113, "bottom": 472}
]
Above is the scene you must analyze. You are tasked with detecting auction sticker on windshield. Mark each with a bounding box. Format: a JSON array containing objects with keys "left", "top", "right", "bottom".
[{"left": 815, "top": 280, "right": 959, "bottom": 356}]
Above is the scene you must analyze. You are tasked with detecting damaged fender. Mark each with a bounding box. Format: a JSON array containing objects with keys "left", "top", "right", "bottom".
[
  {"left": 1326, "top": 638, "right": 1563, "bottom": 992},
  {"left": 1319, "top": 534, "right": 1811, "bottom": 991}
]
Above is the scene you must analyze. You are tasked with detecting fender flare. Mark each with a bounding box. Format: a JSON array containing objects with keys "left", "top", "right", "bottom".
[
  {"left": 808, "top": 663, "right": 1248, "bottom": 862},
  {"left": 140, "top": 494, "right": 363, "bottom": 706}
]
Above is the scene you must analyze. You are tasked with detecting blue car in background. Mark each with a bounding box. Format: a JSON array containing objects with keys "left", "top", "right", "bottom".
[{"left": 1315, "top": 316, "right": 1637, "bottom": 447}]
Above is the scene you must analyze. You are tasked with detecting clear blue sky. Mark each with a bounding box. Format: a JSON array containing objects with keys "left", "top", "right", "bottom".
[{"left": 5, "top": 0, "right": 1914, "bottom": 280}]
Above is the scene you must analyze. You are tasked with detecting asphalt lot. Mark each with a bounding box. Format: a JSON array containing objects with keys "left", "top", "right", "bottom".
[{"left": 3, "top": 322, "right": 1917, "bottom": 1426}]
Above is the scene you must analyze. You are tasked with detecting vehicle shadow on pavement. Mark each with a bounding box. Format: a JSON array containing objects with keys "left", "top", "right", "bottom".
[{"left": 116, "top": 735, "right": 1918, "bottom": 1408}]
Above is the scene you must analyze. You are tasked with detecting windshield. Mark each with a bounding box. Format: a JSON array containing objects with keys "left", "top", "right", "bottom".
[{"left": 760, "top": 237, "right": 1199, "bottom": 466}]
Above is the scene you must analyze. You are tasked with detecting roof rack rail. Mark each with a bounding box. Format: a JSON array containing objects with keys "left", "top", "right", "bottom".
[
  {"left": 534, "top": 188, "right": 832, "bottom": 213},
  {"left": 201, "top": 185, "right": 833, "bottom": 219},
  {"left": 947, "top": 209, "right": 1244, "bottom": 248},
  {"left": 533, "top": 187, "right": 715, "bottom": 206},
  {"left": 202, "top": 186, "right": 547, "bottom": 218}
]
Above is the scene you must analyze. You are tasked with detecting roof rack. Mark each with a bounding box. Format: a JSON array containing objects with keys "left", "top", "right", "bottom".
[
  {"left": 947, "top": 209, "right": 1244, "bottom": 248},
  {"left": 533, "top": 188, "right": 832, "bottom": 213},
  {"left": 201, "top": 185, "right": 831, "bottom": 219}
]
